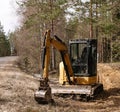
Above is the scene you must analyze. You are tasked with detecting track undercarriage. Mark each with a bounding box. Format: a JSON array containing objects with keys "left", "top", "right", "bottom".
[{"left": 34, "top": 79, "right": 103, "bottom": 103}]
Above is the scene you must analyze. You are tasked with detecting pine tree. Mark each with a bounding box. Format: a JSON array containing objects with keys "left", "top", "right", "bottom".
[{"left": 0, "top": 22, "right": 11, "bottom": 56}]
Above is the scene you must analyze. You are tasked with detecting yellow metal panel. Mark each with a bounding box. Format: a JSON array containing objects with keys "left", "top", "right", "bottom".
[
  {"left": 59, "top": 61, "right": 97, "bottom": 85},
  {"left": 59, "top": 62, "right": 67, "bottom": 84},
  {"left": 74, "top": 76, "right": 97, "bottom": 85},
  {"left": 43, "top": 30, "right": 51, "bottom": 79}
]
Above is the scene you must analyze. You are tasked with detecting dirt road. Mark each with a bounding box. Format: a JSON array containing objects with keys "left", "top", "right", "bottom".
[
  {"left": 0, "top": 56, "right": 38, "bottom": 112},
  {"left": 0, "top": 56, "right": 120, "bottom": 112}
]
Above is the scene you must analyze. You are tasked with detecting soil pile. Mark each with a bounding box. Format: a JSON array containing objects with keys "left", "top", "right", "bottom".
[{"left": 98, "top": 63, "right": 120, "bottom": 90}]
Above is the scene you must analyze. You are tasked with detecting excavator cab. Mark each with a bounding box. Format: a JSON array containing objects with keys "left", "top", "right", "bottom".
[
  {"left": 69, "top": 39, "right": 97, "bottom": 77},
  {"left": 59, "top": 39, "right": 98, "bottom": 85}
]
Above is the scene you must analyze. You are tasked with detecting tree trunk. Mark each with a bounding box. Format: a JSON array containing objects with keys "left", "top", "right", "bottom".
[
  {"left": 90, "top": 0, "right": 93, "bottom": 38},
  {"left": 50, "top": 0, "right": 56, "bottom": 70}
]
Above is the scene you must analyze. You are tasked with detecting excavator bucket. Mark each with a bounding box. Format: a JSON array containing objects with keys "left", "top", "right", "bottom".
[
  {"left": 34, "top": 78, "right": 53, "bottom": 104},
  {"left": 34, "top": 87, "right": 52, "bottom": 103}
]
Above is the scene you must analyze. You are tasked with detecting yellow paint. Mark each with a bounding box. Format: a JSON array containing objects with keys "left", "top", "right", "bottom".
[
  {"left": 59, "top": 62, "right": 67, "bottom": 84},
  {"left": 59, "top": 62, "right": 97, "bottom": 85},
  {"left": 74, "top": 76, "right": 97, "bottom": 85}
]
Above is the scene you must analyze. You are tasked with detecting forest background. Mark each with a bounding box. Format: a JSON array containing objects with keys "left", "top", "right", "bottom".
[{"left": 1, "top": 0, "right": 120, "bottom": 74}]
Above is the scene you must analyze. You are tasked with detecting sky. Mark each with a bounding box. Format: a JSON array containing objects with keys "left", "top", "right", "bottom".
[
  {"left": 0, "top": 0, "right": 89, "bottom": 34},
  {"left": 0, "top": 0, "right": 20, "bottom": 34}
]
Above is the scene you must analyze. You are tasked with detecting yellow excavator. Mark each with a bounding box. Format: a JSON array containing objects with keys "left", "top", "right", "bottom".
[{"left": 34, "top": 30, "right": 103, "bottom": 103}]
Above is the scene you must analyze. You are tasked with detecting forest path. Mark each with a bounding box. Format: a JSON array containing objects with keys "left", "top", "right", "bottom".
[{"left": 0, "top": 56, "right": 120, "bottom": 112}]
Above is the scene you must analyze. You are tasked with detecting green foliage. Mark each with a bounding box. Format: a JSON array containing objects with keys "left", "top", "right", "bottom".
[
  {"left": 12, "top": 0, "right": 120, "bottom": 74},
  {"left": 99, "top": 23, "right": 117, "bottom": 35},
  {"left": 0, "top": 22, "right": 11, "bottom": 56},
  {"left": 56, "top": 0, "right": 67, "bottom": 5},
  {"left": 112, "top": 37, "right": 120, "bottom": 62},
  {"left": 13, "top": 0, "right": 67, "bottom": 73},
  {"left": 66, "top": 18, "right": 79, "bottom": 39}
]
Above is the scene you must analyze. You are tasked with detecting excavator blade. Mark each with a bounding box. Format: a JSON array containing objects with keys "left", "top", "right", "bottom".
[
  {"left": 34, "top": 87, "right": 53, "bottom": 104},
  {"left": 50, "top": 83, "right": 103, "bottom": 99}
]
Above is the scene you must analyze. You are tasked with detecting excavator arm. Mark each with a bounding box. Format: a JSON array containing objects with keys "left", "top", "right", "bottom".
[
  {"left": 42, "top": 30, "right": 74, "bottom": 84},
  {"left": 35, "top": 30, "right": 74, "bottom": 103}
]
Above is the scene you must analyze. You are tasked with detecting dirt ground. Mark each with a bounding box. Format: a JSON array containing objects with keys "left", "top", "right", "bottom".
[{"left": 0, "top": 56, "right": 120, "bottom": 112}]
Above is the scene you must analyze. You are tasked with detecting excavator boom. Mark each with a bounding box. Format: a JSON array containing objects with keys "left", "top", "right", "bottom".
[
  {"left": 34, "top": 30, "right": 75, "bottom": 103},
  {"left": 42, "top": 30, "right": 74, "bottom": 83}
]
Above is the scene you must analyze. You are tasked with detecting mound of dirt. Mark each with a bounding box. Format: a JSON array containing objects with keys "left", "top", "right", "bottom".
[{"left": 98, "top": 63, "right": 120, "bottom": 90}]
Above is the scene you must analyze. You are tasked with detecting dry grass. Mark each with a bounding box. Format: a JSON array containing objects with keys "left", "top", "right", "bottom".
[{"left": 0, "top": 57, "right": 120, "bottom": 112}]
